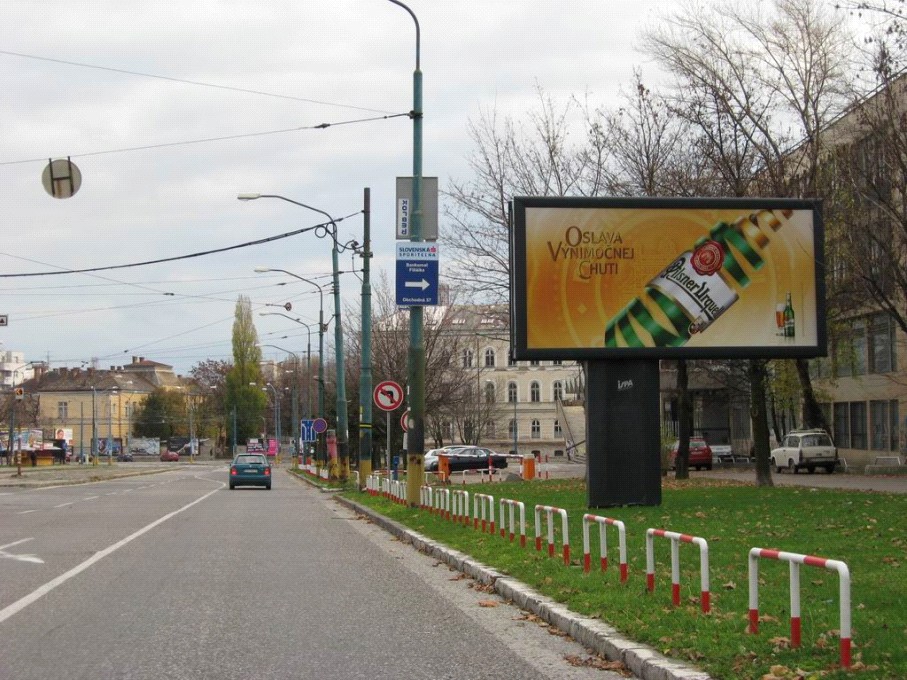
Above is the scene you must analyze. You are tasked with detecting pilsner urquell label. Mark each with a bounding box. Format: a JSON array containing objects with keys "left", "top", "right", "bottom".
[{"left": 604, "top": 208, "right": 792, "bottom": 348}]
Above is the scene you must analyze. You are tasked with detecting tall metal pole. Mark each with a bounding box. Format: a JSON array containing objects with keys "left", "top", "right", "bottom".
[
  {"left": 91, "top": 386, "right": 98, "bottom": 466},
  {"left": 359, "top": 187, "right": 373, "bottom": 483},
  {"left": 388, "top": 0, "right": 425, "bottom": 506}
]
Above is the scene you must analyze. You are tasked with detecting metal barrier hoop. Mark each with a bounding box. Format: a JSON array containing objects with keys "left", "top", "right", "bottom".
[
  {"left": 748, "top": 548, "right": 851, "bottom": 668},
  {"left": 534, "top": 505, "right": 571, "bottom": 566},
  {"left": 498, "top": 498, "right": 527, "bottom": 547},
  {"left": 582, "top": 514, "right": 628, "bottom": 582},
  {"left": 472, "top": 493, "right": 495, "bottom": 533},
  {"left": 646, "top": 529, "right": 711, "bottom": 613}
]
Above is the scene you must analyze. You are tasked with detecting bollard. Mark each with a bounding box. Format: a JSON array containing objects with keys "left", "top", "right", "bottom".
[
  {"left": 451, "top": 489, "right": 470, "bottom": 525},
  {"left": 498, "top": 498, "right": 527, "bottom": 547},
  {"left": 472, "top": 493, "right": 495, "bottom": 533},
  {"left": 646, "top": 529, "right": 710, "bottom": 613},
  {"left": 748, "top": 548, "right": 851, "bottom": 668},
  {"left": 582, "top": 514, "right": 628, "bottom": 582},
  {"left": 534, "top": 505, "right": 570, "bottom": 566}
]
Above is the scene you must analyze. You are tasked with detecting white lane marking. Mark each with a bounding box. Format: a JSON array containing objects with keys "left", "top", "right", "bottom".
[
  {"left": 0, "top": 482, "right": 224, "bottom": 624},
  {"left": 54, "top": 502, "right": 74, "bottom": 509},
  {"left": 0, "top": 538, "right": 44, "bottom": 564},
  {"left": 82, "top": 496, "right": 99, "bottom": 501},
  {"left": 105, "top": 492, "right": 118, "bottom": 496},
  {"left": 16, "top": 510, "right": 40, "bottom": 515}
]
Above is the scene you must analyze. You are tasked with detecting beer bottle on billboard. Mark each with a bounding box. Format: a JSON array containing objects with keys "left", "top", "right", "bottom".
[
  {"left": 605, "top": 208, "right": 794, "bottom": 347},
  {"left": 783, "top": 291, "right": 796, "bottom": 338}
]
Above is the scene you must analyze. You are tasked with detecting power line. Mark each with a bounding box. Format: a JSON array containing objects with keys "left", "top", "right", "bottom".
[
  {"left": 0, "top": 49, "right": 399, "bottom": 115},
  {"left": 0, "top": 211, "right": 360, "bottom": 277},
  {"left": 0, "top": 115, "right": 409, "bottom": 167}
]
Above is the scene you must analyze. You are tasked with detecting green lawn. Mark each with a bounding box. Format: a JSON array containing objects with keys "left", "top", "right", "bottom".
[{"left": 348, "top": 477, "right": 906, "bottom": 680}]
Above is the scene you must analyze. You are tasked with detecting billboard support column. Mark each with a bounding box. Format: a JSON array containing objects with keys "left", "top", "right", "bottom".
[{"left": 586, "top": 359, "right": 662, "bottom": 507}]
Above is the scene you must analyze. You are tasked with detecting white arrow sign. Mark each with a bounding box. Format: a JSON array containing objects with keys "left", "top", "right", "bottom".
[
  {"left": 404, "top": 279, "right": 430, "bottom": 290},
  {"left": 0, "top": 538, "right": 44, "bottom": 564}
]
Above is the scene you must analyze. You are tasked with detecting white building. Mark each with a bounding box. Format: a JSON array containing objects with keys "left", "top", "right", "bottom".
[{"left": 0, "top": 350, "right": 35, "bottom": 389}]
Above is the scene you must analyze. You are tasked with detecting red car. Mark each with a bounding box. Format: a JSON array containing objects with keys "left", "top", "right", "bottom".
[
  {"left": 669, "top": 438, "right": 713, "bottom": 471},
  {"left": 159, "top": 450, "right": 180, "bottom": 462}
]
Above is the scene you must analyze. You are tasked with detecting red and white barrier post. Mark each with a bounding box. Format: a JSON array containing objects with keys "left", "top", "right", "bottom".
[
  {"left": 534, "top": 505, "right": 571, "bottom": 566},
  {"left": 433, "top": 487, "right": 450, "bottom": 519},
  {"left": 472, "top": 493, "right": 495, "bottom": 534},
  {"left": 582, "top": 514, "right": 628, "bottom": 582},
  {"left": 748, "top": 548, "right": 851, "bottom": 668},
  {"left": 498, "top": 498, "right": 527, "bottom": 547},
  {"left": 419, "top": 484, "right": 432, "bottom": 509},
  {"left": 646, "top": 529, "right": 711, "bottom": 613},
  {"left": 451, "top": 489, "right": 470, "bottom": 525}
]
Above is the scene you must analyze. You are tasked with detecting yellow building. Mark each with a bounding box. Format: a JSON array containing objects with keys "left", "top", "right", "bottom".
[{"left": 14, "top": 357, "right": 183, "bottom": 456}]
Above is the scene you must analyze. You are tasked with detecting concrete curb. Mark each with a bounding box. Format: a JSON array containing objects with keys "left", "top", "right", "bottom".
[{"left": 335, "top": 495, "right": 712, "bottom": 680}]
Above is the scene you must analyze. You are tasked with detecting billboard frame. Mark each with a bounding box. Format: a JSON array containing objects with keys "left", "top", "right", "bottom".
[{"left": 510, "top": 195, "right": 827, "bottom": 361}]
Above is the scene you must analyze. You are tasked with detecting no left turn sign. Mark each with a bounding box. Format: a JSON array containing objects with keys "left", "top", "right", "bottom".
[{"left": 374, "top": 380, "right": 404, "bottom": 412}]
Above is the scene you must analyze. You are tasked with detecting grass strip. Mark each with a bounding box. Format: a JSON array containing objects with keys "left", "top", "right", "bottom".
[{"left": 348, "top": 476, "right": 906, "bottom": 679}]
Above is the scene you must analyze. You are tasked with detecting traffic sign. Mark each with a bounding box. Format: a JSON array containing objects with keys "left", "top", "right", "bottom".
[
  {"left": 312, "top": 418, "right": 328, "bottom": 434},
  {"left": 374, "top": 380, "right": 404, "bottom": 412},
  {"left": 401, "top": 409, "right": 411, "bottom": 432},
  {"left": 14, "top": 387, "right": 24, "bottom": 400},
  {"left": 396, "top": 242, "right": 440, "bottom": 306},
  {"left": 0, "top": 315, "right": 7, "bottom": 327}
]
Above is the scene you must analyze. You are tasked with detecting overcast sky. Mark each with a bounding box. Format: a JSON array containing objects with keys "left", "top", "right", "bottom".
[{"left": 0, "top": 0, "right": 665, "bottom": 376}]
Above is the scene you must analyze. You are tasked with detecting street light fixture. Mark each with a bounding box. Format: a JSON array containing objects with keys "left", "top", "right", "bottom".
[
  {"left": 259, "top": 312, "right": 317, "bottom": 423},
  {"left": 241, "top": 196, "right": 349, "bottom": 479},
  {"left": 260, "top": 343, "right": 302, "bottom": 463}
]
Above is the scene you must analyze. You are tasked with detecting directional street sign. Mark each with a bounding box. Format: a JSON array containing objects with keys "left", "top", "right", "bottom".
[
  {"left": 374, "top": 380, "right": 404, "bottom": 412},
  {"left": 0, "top": 315, "right": 7, "bottom": 327},
  {"left": 396, "top": 242, "right": 440, "bottom": 306}
]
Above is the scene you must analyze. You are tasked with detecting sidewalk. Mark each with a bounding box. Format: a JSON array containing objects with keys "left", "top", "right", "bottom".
[{"left": 0, "top": 462, "right": 177, "bottom": 488}]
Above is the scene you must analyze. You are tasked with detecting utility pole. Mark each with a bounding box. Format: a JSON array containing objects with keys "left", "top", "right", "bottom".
[{"left": 359, "top": 187, "right": 373, "bottom": 484}]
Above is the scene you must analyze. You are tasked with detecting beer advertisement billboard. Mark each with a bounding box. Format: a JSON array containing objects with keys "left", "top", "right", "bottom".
[{"left": 510, "top": 197, "right": 826, "bottom": 360}]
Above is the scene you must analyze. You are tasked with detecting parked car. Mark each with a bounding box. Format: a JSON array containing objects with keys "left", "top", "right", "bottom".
[
  {"left": 770, "top": 429, "right": 838, "bottom": 474},
  {"left": 709, "top": 444, "right": 733, "bottom": 463},
  {"left": 116, "top": 452, "right": 134, "bottom": 462},
  {"left": 423, "top": 446, "right": 466, "bottom": 472},
  {"left": 426, "top": 446, "right": 509, "bottom": 473},
  {"left": 229, "top": 453, "right": 272, "bottom": 490},
  {"left": 669, "top": 438, "right": 713, "bottom": 471},
  {"left": 159, "top": 450, "right": 179, "bottom": 462}
]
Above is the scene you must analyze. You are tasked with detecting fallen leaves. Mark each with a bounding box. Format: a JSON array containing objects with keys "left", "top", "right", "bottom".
[
  {"left": 478, "top": 600, "right": 499, "bottom": 608},
  {"left": 564, "top": 655, "right": 630, "bottom": 675}
]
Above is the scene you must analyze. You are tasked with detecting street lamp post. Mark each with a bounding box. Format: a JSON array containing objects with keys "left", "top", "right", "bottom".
[
  {"left": 387, "top": 0, "right": 425, "bottom": 506},
  {"left": 242, "top": 197, "right": 349, "bottom": 479},
  {"left": 260, "top": 343, "right": 301, "bottom": 465},
  {"left": 259, "top": 315, "right": 315, "bottom": 421}
]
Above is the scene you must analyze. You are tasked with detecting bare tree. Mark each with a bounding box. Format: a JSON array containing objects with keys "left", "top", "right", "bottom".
[
  {"left": 444, "top": 88, "right": 616, "bottom": 303},
  {"left": 643, "top": 0, "right": 855, "bottom": 485}
]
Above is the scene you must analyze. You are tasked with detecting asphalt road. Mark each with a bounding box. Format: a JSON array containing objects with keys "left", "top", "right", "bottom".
[{"left": 0, "top": 464, "right": 631, "bottom": 680}]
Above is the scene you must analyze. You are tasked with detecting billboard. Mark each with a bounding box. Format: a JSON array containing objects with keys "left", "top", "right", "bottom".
[{"left": 510, "top": 197, "right": 826, "bottom": 360}]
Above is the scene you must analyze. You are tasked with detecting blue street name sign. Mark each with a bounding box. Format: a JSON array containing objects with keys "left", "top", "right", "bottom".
[{"left": 396, "top": 242, "right": 440, "bottom": 306}]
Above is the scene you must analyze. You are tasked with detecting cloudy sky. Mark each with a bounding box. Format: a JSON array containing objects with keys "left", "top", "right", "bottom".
[{"left": 0, "top": 0, "right": 664, "bottom": 376}]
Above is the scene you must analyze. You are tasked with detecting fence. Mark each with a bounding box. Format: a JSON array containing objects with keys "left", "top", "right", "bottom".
[
  {"left": 582, "top": 514, "right": 628, "bottom": 582},
  {"left": 646, "top": 529, "right": 711, "bottom": 613},
  {"left": 534, "top": 505, "right": 570, "bottom": 566}
]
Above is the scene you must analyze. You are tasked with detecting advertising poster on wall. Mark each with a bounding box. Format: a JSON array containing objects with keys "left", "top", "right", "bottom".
[{"left": 510, "top": 197, "right": 826, "bottom": 360}]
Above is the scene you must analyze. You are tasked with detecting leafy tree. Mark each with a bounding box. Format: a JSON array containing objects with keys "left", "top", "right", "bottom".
[
  {"left": 224, "top": 295, "right": 266, "bottom": 444},
  {"left": 189, "top": 359, "right": 231, "bottom": 452},
  {"left": 132, "top": 388, "right": 186, "bottom": 439}
]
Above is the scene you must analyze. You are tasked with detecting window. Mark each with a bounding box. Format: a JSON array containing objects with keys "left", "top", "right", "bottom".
[
  {"left": 462, "top": 349, "right": 473, "bottom": 368},
  {"left": 554, "top": 419, "right": 562, "bottom": 437},
  {"left": 851, "top": 320, "right": 867, "bottom": 376},
  {"left": 869, "top": 314, "right": 896, "bottom": 374},
  {"left": 530, "top": 359, "right": 540, "bottom": 367},
  {"left": 484, "top": 348, "right": 495, "bottom": 368},
  {"left": 553, "top": 381, "right": 564, "bottom": 402},
  {"left": 507, "top": 382, "right": 517, "bottom": 403},
  {"left": 870, "top": 400, "right": 900, "bottom": 451},
  {"left": 508, "top": 419, "right": 518, "bottom": 438},
  {"left": 552, "top": 359, "right": 563, "bottom": 365},
  {"left": 531, "top": 419, "right": 541, "bottom": 439},
  {"left": 484, "top": 382, "right": 495, "bottom": 403},
  {"left": 57, "top": 401, "right": 68, "bottom": 419},
  {"left": 850, "top": 401, "right": 867, "bottom": 449},
  {"left": 833, "top": 402, "right": 849, "bottom": 447},
  {"left": 530, "top": 381, "right": 540, "bottom": 403},
  {"left": 508, "top": 353, "right": 516, "bottom": 367},
  {"left": 485, "top": 420, "right": 495, "bottom": 438}
]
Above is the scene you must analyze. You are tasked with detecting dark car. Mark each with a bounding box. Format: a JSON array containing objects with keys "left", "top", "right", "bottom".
[
  {"left": 230, "top": 453, "right": 272, "bottom": 490},
  {"left": 116, "top": 452, "right": 134, "bottom": 462},
  {"left": 669, "top": 438, "right": 713, "bottom": 471},
  {"left": 442, "top": 446, "right": 509, "bottom": 472}
]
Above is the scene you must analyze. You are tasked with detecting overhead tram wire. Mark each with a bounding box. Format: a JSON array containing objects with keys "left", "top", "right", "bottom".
[
  {"left": 0, "top": 211, "right": 361, "bottom": 278},
  {"left": 0, "top": 115, "right": 410, "bottom": 167},
  {"left": 0, "top": 50, "right": 399, "bottom": 115}
]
